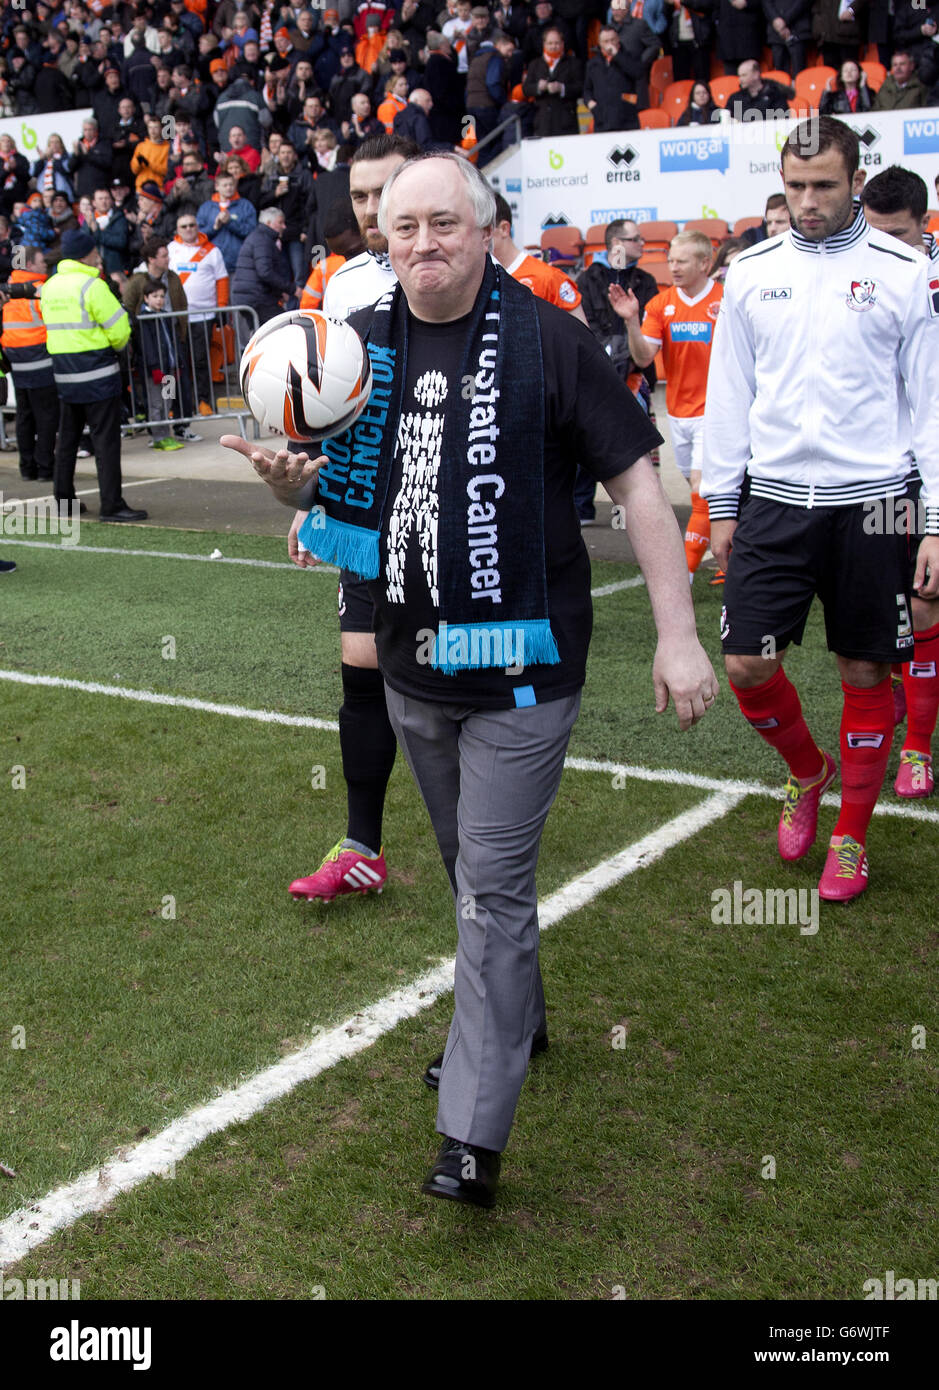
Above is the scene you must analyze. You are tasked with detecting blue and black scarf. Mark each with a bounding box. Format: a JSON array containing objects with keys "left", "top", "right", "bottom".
[{"left": 298, "top": 259, "right": 560, "bottom": 674}]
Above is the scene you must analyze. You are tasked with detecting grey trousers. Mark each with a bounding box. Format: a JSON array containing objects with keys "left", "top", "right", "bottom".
[{"left": 383, "top": 684, "right": 581, "bottom": 1152}]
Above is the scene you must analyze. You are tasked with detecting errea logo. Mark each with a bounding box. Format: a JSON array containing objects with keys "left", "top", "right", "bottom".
[
  {"left": 606, "top": 145, "right": 640, "bottom": 184},
  {"left": 761, "top": 287, "right": 791, "bottom": 300}
]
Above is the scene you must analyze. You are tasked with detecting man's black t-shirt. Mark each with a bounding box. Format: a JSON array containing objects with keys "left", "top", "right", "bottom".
[{"left": 345, "top": 295, "right": 661, "bottom": 708}]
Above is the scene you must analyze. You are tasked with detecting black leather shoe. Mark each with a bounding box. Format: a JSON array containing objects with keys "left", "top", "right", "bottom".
[
  {"left": 423, "top": 1030, "right": 548, "bottom": 1091},
  {"left": 421, "top": 1137, "right": 501, "bottom": 1208},
  {"left": 99, "top": 507, "right": 148, "bottom": 523},
  {"left": 19, "top": 471, "right": 38, "bottom": 481}
]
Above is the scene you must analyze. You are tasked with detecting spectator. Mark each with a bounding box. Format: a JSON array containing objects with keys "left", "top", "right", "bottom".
[
  {"left": 423, "top": 32, "right": 465, "bottom": 146},
  {"left": 763, "top": 0, "right": 813, "bottom": 76},
  {"left": 668, "top": 0, "right": 716, "bottom": 83},
  {"left": 465, "top": 4, "right": 498, "bottom": 62},
  {"left": 134, "top": 277, "right": 185, "bottom": 450},
  {"left": 329, "top": 47, "right": 372, "bottom": 123},
  {"left": 107, "top": 98, "right": 145, "bottom": 186},
  {"left": 197, "top": 170, "right": 257, "bottom": 275},
  {"left": 125, "top": 34, "right": 159, "bottom": 108},
  {"left": 48, "top": 190, "right": 79, "bottom": 248},
  {"left": 819, "top": 58, "right": 875, "bottom": 113},
  {"left": 123, "top": 11, "right": 162, "bottom": 58},
  {"left": 91, "top": 187, "right": 130, "bottom": 277},
  {"left": 715, "top": 0, "right": 765, "bottom": 75},
  {"left": 577, "top": 217, "right": 659, "bottom": 410},
  {"left": 341, "top": 92, "right": 386, "bottom": 147},
  {"left": 220, "top": 153, "right": 262, "bottom": 209},
  {"left": 890, "top": 1, "right": 939, "bottom": 89},
  {"left": 371, "top": 44, "right": 419, "bottom": 103},
  {"left": 6, "top": 49, "right": 38, "bottom": 116},
  {"left": 221, "top": 124, "right": 262, "bottom": 172},
  {"left": 356, "top": 13, "right": 388, "bottom": 72},
  {"left": 166, "top": 151, "right": 216, "bottom": 215},
  {"left": 1, "top": 244, "right": 57, "bottom": 483},
  {"left": 290, "top": 10, "right": 322, "bottom": 55},
  {"left": 0, "top": 136, "right": 32, "bottom": 217},
  {"left": 230, "top": 205, "right": 294, "bottom": 338},
  {"left": 710, "top": 235, "right": 744, "bottom": 280},
  {"left": 260, "top": 141, "right": 315, "bottom": 284},
  {"left": 131, "top": 115, "right": 172, "bottom": 194},
  {"left": 605, "top": 3, "right": 659, "bottom": 108},
  {"left": 168, "top": 209, "right": 230, "bottom": 415},
  {"left": 811, "top": 0, "right": 865, "bottom": 72},
  {"left": 736, "top": 190, "right": 792, "bottom": 245},
  {"left": 521, "top": 0, "right": 573, "bottom": 64},
  {"left": 443, "top": 0, "right": 475, "bottom": 71},
  {"left": 71, "top": 118, "right": 113, "bottom": 199},
  {"left": 125, "top": 238, "right": 188, "bottom": 321},
  {"left": 288, "top": 94, "right": 340, "bottom": 159},
  {"left": 398, "top": 0, "right": 437, "bottom": 51},
  {"left": 12, "top": 194, "right": 55, "bottom": 250},
  {"left": 312, "top": 128, "right": 341, "bottom": 170},
  {"left": 465, "top": 30, "right": 518, "bottom": 147},
  {"left": 676, "top": 79, "right": 721, "bottom": 123},
  {"left": 377, "top": 74, "right": 412, "bottom": 132},
  {"left": 0, "top": 217, "right": 13, "bottom": 281},
  {"left": 92, "top": 64, "right": 127, "bottom": 133},
  {"left": 873, "top": 49, "right": 929, "bottom": 109},
  {"left": 392, "top": 88, "right": 436, "bottom": 147},
  {"left": 126, "top": 180, "right": 178, "bottom": 264},
  {"left": 33, "top": 39, "right": 75, "bottom": 112},
  {"left": 522, "top": 26, "right": 583, "bottom": 138},
  {"left": 283, "top": 58, "right": 320, "bottom": 121},
  {"left": 304, "top": 133, "right": 352, "bottom": 246},
  {"left": 584, "top": 26, "right": 642, "bottom": 131},
  {"left": 214, "top": 70, "right": 272, "bottom": 150},
  {"left": 728, "top": 58, "right": 793, "bottom": 118}
]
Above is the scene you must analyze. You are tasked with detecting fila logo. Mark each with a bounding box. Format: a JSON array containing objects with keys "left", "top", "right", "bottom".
[
  {"left": 607, "top": 145, "right": 638, "bottom": 167},
  {"left": 846, "top": 732, "right": 885, "bottom": 749},
  {"left": 760, "top": 287, "right": 791, "bottom": 300},
  {"left": 750, "top": 717, "right": 779, "bottom": 729},
  {"left": 910, "top": 660, "right": 937, "bottom": 678}
]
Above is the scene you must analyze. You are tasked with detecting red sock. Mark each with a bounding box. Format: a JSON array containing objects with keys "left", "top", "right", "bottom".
[
  {"left": 729, "top": 667, "right": 824, "bottom": 779},
  {"left": 902, "top": 621, "right": 939, "bottom": 758},
  {"left": 834, "top": 678, "right": 893, "bottom": 843}
]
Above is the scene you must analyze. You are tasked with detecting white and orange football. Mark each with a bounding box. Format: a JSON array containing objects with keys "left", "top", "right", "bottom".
[{"left": 239, "top": 309, "right": 372, "bottom": 443}]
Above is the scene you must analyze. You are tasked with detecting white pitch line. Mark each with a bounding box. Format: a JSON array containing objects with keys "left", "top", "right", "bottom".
[
  {"left": 565, "top": 756, "right": 939, "bottom": 824},
  {"left": 0, "top": 539, "right": 337, "bottom": 574},
  {"left": 0, "top": 671, "right": 339, "bottom": 732},
  {"left": 0, "top": 479, "right": 161, "bottom": 509},
  {"left": 590, "top": 575, "right": 646, "bottom": 598},
  {"left": 0, "top": 791, "right": 738, "bottom": 1271}
]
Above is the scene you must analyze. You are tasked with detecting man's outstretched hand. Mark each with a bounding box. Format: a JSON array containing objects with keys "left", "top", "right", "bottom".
[{"left": 220, "top": 434, "right": 325, "bottom": 508}]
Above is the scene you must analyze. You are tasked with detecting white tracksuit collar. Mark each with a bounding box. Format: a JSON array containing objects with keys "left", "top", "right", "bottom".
[{"left": 789, "top": 201, "right": 867, "bottom": 255}]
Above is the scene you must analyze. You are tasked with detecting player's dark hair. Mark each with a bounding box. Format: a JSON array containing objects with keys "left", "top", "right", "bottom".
[
  {"left": 350, "top": 133, "right": 421, "bottom": 165},
  {"left": 494, "top": 193, "right": 512, "bottom": 229},
  {"left": 781, "top": 115, "right": 859, "bottom": 178},
  {"left": 860, "top": 165, "right": 928, "bottom": 220},
  {"left": 764, "top": 192, "right": 787, "bottom": 213}
]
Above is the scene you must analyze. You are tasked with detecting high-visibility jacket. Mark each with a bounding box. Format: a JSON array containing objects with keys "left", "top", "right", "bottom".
[
  {"left": 40, "top": 259, "right": 130, "bottom": 403},
  {"left": 299, "top": 252, "right": 345, "bottom": 312},
  {"left": 0, "top": 269, "right": 54, "bottom": 388}
]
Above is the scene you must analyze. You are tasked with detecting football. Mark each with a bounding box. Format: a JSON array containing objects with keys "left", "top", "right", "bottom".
[{"left": 239, "top": 309, "right": 372, "bottom": 443}]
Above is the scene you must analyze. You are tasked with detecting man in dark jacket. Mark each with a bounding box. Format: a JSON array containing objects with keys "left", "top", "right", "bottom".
[
  {"left": 231, "top": 208, "right": 294, "bottom": 339},
  {"left": 605, "top": 6, "right": 659, "bottom": 108},
  {"left": 71, "top": 119, "right": 114, "bottom": 199},
  {"left": 727, "top": 58, "right": 794, "bottom": 117},
  {"left": 890, "top": 1, "right": 939, "bottom": 88},
  {"left": 392, "top": 89, "right": 436, "bottom": 149},
  {"left": 522, "top": 26, "right": 583, "bottom": 138},
  {"left": 328, "top": 48, "right": 372, "bottom": 125},
  {"left": 578, "top": 219, "right": 658, "bottom": 383},
  {"left": 422, "top": 32, "right": 465, "bottom": 146},
  {"left": 715, "top": 0, "right": 765, "bottom": 74},
  {"left": 465, "top": 32, "right": 519, "bottom": 148},
  {"left": 584, "top": 25, "right": 642, "bottom": 130},
  {"left": 762, "top": 0, "right": 813, "bottom": 76},
  {"left": 521, "top": 1, "right": 574, "bottom": 63},
  {"left": 92, "top": 65, "right": 127, "bottom": 134},
  {"left": 873, "top": 48, "right": 931, "bottom": 108},
  {"left": 32, "top": 42, "right": 75, "bottom": 112},
  {"left": 259, "top": 142, "right": 315, "bottom": 285}
]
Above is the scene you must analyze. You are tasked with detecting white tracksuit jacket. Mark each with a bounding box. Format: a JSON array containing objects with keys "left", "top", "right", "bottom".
[{"left": 701, "top": 205, "right": 939, "bottom": 535}]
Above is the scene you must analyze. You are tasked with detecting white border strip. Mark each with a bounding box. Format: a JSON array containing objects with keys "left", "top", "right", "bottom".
[
  {"left": 0, "top": 792, "right": 740, "bottom": 1269},
  {"left": 0, "top": 539, "right": 337, "bottom": 574}
]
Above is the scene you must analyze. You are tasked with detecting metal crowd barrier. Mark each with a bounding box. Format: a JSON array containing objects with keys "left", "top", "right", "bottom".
[{"left": 119, "top": 303, "right": 262, "bottom": 441}]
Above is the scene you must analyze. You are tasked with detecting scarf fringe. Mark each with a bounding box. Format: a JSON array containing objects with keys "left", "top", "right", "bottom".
[
  {"left": 432, "top": 620, "right": 560, "bottom": 675},
  {"left": 298, "top": 510, "right": 380, "bottom": 579}
]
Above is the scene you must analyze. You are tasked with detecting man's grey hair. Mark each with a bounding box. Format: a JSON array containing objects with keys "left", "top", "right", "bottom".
[
  {"left": 377, "top": 152, "right": 497, "bottom": 236},
  {"left": 259, "top": 206, "right": 284, "bottom": 227}
]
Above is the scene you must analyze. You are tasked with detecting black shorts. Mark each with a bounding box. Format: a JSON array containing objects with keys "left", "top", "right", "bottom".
[
  {"left": 721, "top": 494, "right": 916, "bottom": 663},
  {"left": 337, "top": 567, "right": 376, "bottom": 634}
]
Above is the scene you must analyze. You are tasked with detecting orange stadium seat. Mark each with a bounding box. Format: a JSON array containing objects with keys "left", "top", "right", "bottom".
[
  {"left": 683, "top": 218, "right": 729, "bottom": 248},
  {"left": 540, "top": 225, "right": 584, "bottom": 268},
  {"left": 641, "top": 259, "right": 673, "bottom": 286},
  {"left": 733, "top": 215, "right": 765, "bottom": 237},
  {"left": 795, "top": 66, "right": 836, "bottom": 107},
  {"left": 638, "top": 220, "right": 678, "bottom": 255},
  {"left": 649, "top": 56, "right": 673, "bottom": 106},
  {"left": 789, "top": 97, "right": 816, "bottom": 116},
  {"left": 710, "top": 75, "right": 742, "bottom": 107},
  {"left": 662, "top": 79, "right": 693, "bottom": 123},
  {"left": 583, "top": 224, "right": 608, "bottom": 268},
  {"left": 861, "top": 61, "right": 886, "bottom": 88},
  {"left": 762, "top": 69, "right": 794, "bottom": 88},
  {"left": 639, "top": 108, "right": 670, "bottom": 129}
]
